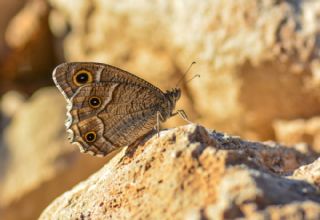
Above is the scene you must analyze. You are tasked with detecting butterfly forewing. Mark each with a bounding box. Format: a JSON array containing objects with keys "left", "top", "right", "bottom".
[{"left": 53, "top": 62, "right": 164, "bottom": 99}]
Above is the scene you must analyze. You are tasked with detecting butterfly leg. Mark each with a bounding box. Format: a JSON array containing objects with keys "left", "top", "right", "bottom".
[
  {"left": 156, "top": 111, "right": 164, "bottom": 137},
  {"left": 172, "top": 110, "right": 193, "bottom": 124}
]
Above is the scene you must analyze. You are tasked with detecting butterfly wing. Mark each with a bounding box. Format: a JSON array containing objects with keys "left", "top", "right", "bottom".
[
  {"left": 68, "top": 82, "right": 169, "bottom": 156},
  {"left": 52, "top": 62, "right": 164, "bottom": 100}
]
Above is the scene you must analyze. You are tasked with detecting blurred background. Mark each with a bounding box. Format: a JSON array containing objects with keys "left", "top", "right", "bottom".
[{"left": 1, "top": 0, "right": 320, "bottom": 219}]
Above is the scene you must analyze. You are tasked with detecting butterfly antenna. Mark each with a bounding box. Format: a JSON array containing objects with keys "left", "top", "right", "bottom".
[
  {"left": 185, "top": 74, "right": 200, "bottom": 84},
  {"left": 175, "top": 61, "right": 196, "bottom": 87}
]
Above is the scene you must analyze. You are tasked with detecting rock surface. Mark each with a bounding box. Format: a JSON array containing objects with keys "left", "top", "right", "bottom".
[
  {"left": 40, "top": 124, "right": 320, "bottom": 220},
  {"left": 48, "top": 0, "right": 320, "bottom": 140},
  {"left": 0, "top": 88, "right": 113, "bottom": 220},
  {"left": 0, "top": 0, "right": 57, "bottom": 95},
  {"left": 292, "top": 158, "right": 320, "bottom": 189},
  {"left": 274, "top": 117, "right": 320, "bottom": 154}
]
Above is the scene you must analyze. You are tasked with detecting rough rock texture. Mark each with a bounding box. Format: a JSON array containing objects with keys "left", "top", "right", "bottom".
[
  {"left": 40, "top": 124, "right": 320, "bottom": 220},
  {"left": 0, "top": 88, "right": 113, "bottom": 220},
  {"left": 292, "top": 158, "right": 320, "bottom": 190},
  {"left": 48, "top": 0, "right": 320, "bottom": 140}
]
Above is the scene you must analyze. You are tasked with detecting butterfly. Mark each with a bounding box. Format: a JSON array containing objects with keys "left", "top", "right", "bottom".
[{"left": 52, "top": 62, "right": 188, "bottom": 157}]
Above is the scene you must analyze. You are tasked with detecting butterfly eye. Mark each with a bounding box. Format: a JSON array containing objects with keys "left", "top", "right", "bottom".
[
  {"left": 73, "top": 70, "right": 93, "bottom": 86},
  {"left": 84, "top": 131, "right": 96, "bottom": 143},
  {"left": 88, "top": 96, "right": 102, "bottom": 108}
]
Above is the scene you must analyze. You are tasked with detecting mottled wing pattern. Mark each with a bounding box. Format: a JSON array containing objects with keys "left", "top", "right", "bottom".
[
  {"left": 52, "top": 62, "right": 164, "bottom": 100},
  {"left": 68, "top": 82, "right": 169, "bottom": 156},
  {"left": 52, "top": 62, "right": 178, "bottom": 157}
]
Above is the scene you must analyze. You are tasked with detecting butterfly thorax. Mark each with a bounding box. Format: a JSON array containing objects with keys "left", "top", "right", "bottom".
[{"left": 164, "top": 88, "right": 181, "bottom": 117}]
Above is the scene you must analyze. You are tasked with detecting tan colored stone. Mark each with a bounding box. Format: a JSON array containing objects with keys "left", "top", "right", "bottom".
[
  {"left": 39, "top": 125, "right": 319, "bottom": 220},
  {"left": 274, "top": 117, "right": 320, "bottom": 153},
  {"left": 0, "top": 0, "right": 25, "bottom": 55},
  {"left": 0, "top": 90, "right": 25, "bottom": 118},
  {"left": 0, "top": 88, "right": 112, "bottom": 220},
  {"left": 292, "top": 158, "right": 320, "bottom": 190},
  {"left": 0, "top": 0, "right": 56, "bottom": 95}
]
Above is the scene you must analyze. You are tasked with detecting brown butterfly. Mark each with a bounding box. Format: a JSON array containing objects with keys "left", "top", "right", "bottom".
[{"left": 53, "top": 62, "right": 188, "bottom": 157}]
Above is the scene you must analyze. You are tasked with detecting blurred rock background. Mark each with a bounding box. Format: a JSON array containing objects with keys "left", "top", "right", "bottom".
[{"left": 0, "top": 0, "right": 320, "bottom": 219}]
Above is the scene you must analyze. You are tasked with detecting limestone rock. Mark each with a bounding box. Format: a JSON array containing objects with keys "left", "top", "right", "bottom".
[
  {"left": 292, "top": 158, "right": 320, "bottom": 189},
  {"left": 48, "top": 0, "right": 320, "bottom": 140},
  {"left": 0, "top": 88, "right": 112, "bottom": 220},
  {"left": 39, "top": 124, "right": 320, "bottom": 220},
  {"left": 274, "top": 117, "right": 320, "bottom": 153},
  {"left": 0, "top": 90, "right": 25, "bottom": 118},
  {"left": 0, "top": 0, "right": 56, "bottom": 95},
  {"left": 0, "top": 0, "right": 25, "bottom": 59}
]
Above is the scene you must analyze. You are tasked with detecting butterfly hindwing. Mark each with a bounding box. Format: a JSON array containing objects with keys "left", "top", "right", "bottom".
[{"left": 68, "top": 81, "right": 169, "bottom": 156}]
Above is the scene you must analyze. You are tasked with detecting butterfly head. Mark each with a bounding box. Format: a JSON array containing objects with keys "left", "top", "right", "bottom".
[{"left": 165, "top": 88, "right": 181, "bottom": 111}]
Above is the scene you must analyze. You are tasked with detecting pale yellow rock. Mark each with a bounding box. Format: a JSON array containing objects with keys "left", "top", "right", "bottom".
[
  {"left": 0, "top": 0, "right": 25, "bottom": 53},
  {"left": 274, "top": 117, "right": 320, "bottom": 153},
  {"left": 39, "top": 125, "right": 320, "bottom": 220},
  {"left": 0, "top": 90, "right": 25, "bottom": 117},
  {"left": 0, "top": 0, "right": 57, "bottom": 95},
  {"left": 292, "top": 158, "right": 320, "bottom": 189}
]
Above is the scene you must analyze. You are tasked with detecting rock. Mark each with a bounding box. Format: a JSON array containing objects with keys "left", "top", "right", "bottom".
[
  {"left": 225, "top": 202, "right": 320, "bottom": 220},
  {"left": 39, "top": 124, "right": 320, "bottom": 220},
  {"left": 0, "top": 0, "right": 25, "bottom": 58},
  {"left": 0, "top": 0, "right": 57, "bottom": 95},
  {"left": 48, "top": 0, "right": 320, "bottom": 140},
  {"left": 0, "top": 87, "right": 113, "bottom": 220},
  {"left": 292, "top": 158, "right": 320, "bottom": 189},
  {"left": 274, "top": 117, "right": 320, "bottom": 153},
  {"left": 0, "top": 90, "right": 25, "bottom": 118}
]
